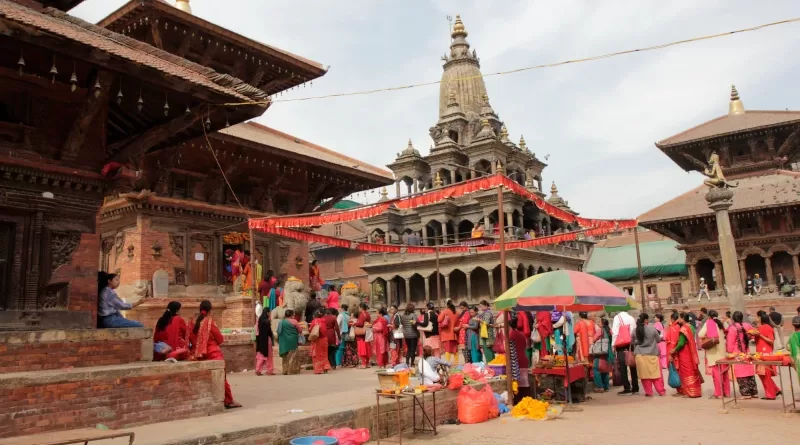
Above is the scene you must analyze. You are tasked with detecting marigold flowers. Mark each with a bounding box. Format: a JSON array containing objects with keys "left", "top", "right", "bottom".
[{"left": 510, "top": 397, "right": 549, "bottom": 420}]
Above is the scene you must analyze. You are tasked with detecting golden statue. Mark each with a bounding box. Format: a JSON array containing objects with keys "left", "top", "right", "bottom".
[{"left": 701, "top": 151, "right": 736, "bottom": 188}]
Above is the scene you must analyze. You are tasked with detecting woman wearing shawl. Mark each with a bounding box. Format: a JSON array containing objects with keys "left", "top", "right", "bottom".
[
  {"left": 755, "top": 313, "right": 782, "bottom": 400},
  {"left": 187, "top": 300, "right": 241, "bottom": 409},
  {"left": 355, "top": 303, "right": 373, "bottom": 368},
  {"left": 726, "top": 311, "right": 757, "bottom": 398},
  {"left": 665, "top": 312, "right": 682, "bottom": 395},
  {"left": 698, "top": 310, "right": 729, "bottom": 399},
  {"left": 309, "top": 310, "right": 332, "bottom": 374},
  {"left": 653, "top": 314, "right": 668, "bottom": 369},
  {"left": 669, "top": 313, "right": 703, "bottom": 398},
  {"left": 153, "top": 301, "right": 188, "bottom": 361},
  {"left": 231, "top": 250, "right": 242, "bottom": 283},
  {"left": 535, "top": 311, "right": 554, "bottom": 354},
  {"left": 255, "top": 307, "right": 275, "bottom": 376},
  {"left": 326, "top": 286, "right": 340, "bottom": 310},
  {"left": 309, "top": 260, "right": 323, "bottom": 292},
  {"left": 438, "top": 300, "right": 457, "bottom": 365},
  {"left": 373, "top": 307, "right": 389, "bottom": 368},
  {"left": 592, "top": 318, "right": 615, "bottom": 393},
  {"left": 574, "top": 312, "right": 596, "bottom": 363},
  {"left": 478, "top": 301, "right": 496, "bottom": 363},
  {"left": 277, "top": 309, "right": 302, "bottom": 375},
  {"left": 552, "top": 311, "right": 575, "bottom": 357},
  {"left": 454, "top": 302, "right": 471, "bottom": 365},
  {"left": 465, "top": 306, "right": 482, "bottom": 364}
]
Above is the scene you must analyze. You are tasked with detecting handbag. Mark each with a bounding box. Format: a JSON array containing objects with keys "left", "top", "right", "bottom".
[
  {"left": 668, "top": 362, "right": 681, "bottom": 389},
  {"left": 700, "top": 337, "right": 719, "bottom": 350},
  {"left": 589, "top": 337, "right": 609, "bottom": 357},
  {"left": 614, "top": 316, "right": 631, "bottom": 348},
  {"left": 596, "top": 357, "right": 612, "bottom": 373},
  {"left": 612, "top": 360, "right": 624, "bottom": 387},
  {"left": 418, "top": 312, "right": 434, "bottom": 333},
  {"left": 392, "top": 315, "right": 404, "bottom": 339},
  {"left": 480, "top": 322, "right": 489, "bottom": 339},
  {"left": 531, "top": 327, "right": 542, "bottom": 343},
  {"left": 365, "top": 327, "right": 374, "bottom": 342},
  {"left": 347, "top": 328, "right": 355, "bottom": 341},
  {"left": 354, "top": 326, "right": 366, "bottom": 336},
  {"left": 624, "top": 349, "right": 636, "bottom": 367},
  {"left": 308, "top": 324, "right": 320, "bottom": 342}
]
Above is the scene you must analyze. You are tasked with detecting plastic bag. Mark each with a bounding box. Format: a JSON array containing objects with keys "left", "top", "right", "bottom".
[
  {"left": 447, "top": 373, "right": 464, "bottom": 390},
  {"left": 457, "top": 385, "right": 497, "bottom": 424},
  {"left": 668, "top": 363, "right": 681, "bottom": 389},
  {"left": 326, "top": 428, "right": 370, "bottom": 445},
  {"left": 463, "top": 363, "right": 492, "bottom": 382}
]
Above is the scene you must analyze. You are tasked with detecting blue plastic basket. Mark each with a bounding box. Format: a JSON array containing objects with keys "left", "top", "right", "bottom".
[{"left": 289, "top": 436, "right": 338, "bottom": 445}]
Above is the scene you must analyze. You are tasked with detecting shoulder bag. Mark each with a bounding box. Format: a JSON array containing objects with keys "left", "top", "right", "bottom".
[
  {"left": 589, "top": 336, "right": 609, "bottom": 357},
  {"left": 418, "top": 312, "right": 434, "bottom": 333},
  {"left": 614, "top": 315, "right": 631, "bottom": 348},
  {"left": 308, "top": 323, "right": 320, "bottom": 342}
]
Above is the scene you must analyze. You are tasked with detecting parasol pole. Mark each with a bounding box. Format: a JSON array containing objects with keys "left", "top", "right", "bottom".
[
  {"left": 497, "top": 179, "right": 514, "bottom": 406},
  {"left": 633, "top": 226, "right": 646, "bottom": 313}
]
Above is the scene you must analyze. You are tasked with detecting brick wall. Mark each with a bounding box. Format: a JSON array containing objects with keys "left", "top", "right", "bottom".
[
  {"left": 219, "top": 335, "right": 253, "bottom": 373},
  {"left": 0, "top": 328, "right": 152, "bottom": 374},
  {"left": 315, "top": 247, "right": 370, "bottom": 291},
  {"left": 281, "top": 241, "right": 310, "bottom": 289},
  {"left": 0, "top": 360, "right": 224, "bottom": 438},
  {"left": 115, "top": 218, "right": 183, "bottom": 285},
  {"left": 48, "top": 228, "right": 101, "bottom": 325}
]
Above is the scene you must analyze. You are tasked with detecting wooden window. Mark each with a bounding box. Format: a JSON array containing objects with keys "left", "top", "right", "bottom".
[
  {"left": 334, "top": 224, "right": 342, "bottom": 237},
  {"left": 670, "top": 283, "right": 683, "bottom": 303},
  {"left": 623, "top": 287, "right": 634, "bottom": 296},
  {"left": 646, "top": 284, "right": 657, "bottom": 296},
  {"left": 334, "top": 255, "right": 344, "bottom": 273}
]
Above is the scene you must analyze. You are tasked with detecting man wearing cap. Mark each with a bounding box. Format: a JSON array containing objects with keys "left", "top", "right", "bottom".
[{"left": 697, "top": 277, "right": 711, "bottom": 302}]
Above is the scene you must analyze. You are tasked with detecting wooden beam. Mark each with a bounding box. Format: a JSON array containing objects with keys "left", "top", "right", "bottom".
[
  {"left": 260, "top": 75, "right": 292, "bottom": 94},
  {"left": 62, "top": 70, "right": 114, "bottom": 160},
  {"left": 149, "top": 22, "right": 164, "bottom": 50},
  {"left": 250, "top": 66, "right": 266, "bottom": 87},
  {"left": 315, "top": 193, "right": 347, "bottom": 212},
  {"left": 176, "top": 34, "right": 192, "bottom": 58},
  {"left": 200, "top": 40, "right": 219, "bottom": 65},
  {"left": 109, "top": 106, "right": 203, "bottom": 163}
]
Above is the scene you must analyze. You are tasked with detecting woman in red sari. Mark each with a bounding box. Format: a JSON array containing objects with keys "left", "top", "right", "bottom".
[
  {"left": 669, "top": 313, "right": 703, "bottom": 398},
  {"left": 188, "top": 300, "right": 242, "bottom": 409},
  {"left": 373, "top": 307, "right": 389, "bottom": 367},
  {"left": 153, "top": 301, "right": 188, "bottom": 361},
  {"left": 664, "top": 312, "right": 683, "bottom": 395},
  {"left": 309, "top": 310, "right": 332, "bottom": 374},
  {"left": 574, "top": 312, "right": 596, "bottom": 363},
  {"left": 455, "top": 302, "right": 471, "bottom": 364},
  {"left": 354, "top": 303, "right": 372, "bottom": 368},
  {"left": 755, "top": 313, "right": 782, "bottom": 399}
]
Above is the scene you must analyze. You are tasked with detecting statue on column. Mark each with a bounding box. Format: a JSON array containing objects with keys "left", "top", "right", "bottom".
[{"left": 701, "top": 151, "right": 737, "bottom": 188}]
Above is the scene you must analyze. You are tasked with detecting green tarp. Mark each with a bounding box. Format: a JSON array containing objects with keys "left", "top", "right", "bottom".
[
  {"left": 585, "top": 240, "right": 687, "bottom": 281},
  {"left": 333, "top": 200, "right": 361, "bottom": 210}
]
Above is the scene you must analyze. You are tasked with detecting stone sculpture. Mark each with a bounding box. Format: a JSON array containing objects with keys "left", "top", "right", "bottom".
[{"left": 340, "top": 282, "right": 362, "bottom": 316}]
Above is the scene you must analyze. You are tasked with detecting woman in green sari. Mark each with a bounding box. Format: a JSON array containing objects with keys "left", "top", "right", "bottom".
[
  {"left": 788, "top": 315, "right": 800, "bottom": 381},
  {"left": 278, "top": 309, "right": 302, "bottom": 375}
]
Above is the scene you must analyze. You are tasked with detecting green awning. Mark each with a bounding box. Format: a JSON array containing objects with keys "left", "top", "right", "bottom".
[
  {"left": 585, "top": 240, "right": 687, "bottom": 281},
  {"left": 333, "top": 200, "right": 361, "bottom": 210}
]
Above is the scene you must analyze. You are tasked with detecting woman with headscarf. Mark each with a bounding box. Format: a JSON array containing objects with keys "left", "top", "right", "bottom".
[
  {"left": 669, "top": 313, "right": 703, "bottom": 398},
  {"left": 153, "top": 301, "right": 188, "bottom": 361},
  {"left": 277, "top": 309, "right": 302, "bottom": 375},
  {"left": 187, "top": 300, "right": 241, "bottom": 409},
  {"left": 309, "top": 310, "right": 332, "bottom": 374},
  {"left": 454, "top": 301, "right": 471, "bottom": 365},
  {"left": 698, "top": 309, "right": 728, "bottom": 399},
  {"left": 254, "top": 306, "right": 275, "bottom": 376}
]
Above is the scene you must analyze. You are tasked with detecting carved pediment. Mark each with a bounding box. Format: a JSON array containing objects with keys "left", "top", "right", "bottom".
[{"left": 51, "top": 231, "right": 81, "bottom": 272}]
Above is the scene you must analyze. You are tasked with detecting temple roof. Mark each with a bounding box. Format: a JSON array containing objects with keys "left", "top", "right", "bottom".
[
  {"left": 656, "top": 86, "right": 800, "bottom": 148},
  {"left": 438, "top": 15, "right": 487, "bottom": 120},
  {"left": 638, "top": 170, "right": 800, "bottom": 224},
  {"left": 218, "top": 122, "right": 394, "bottom": 183},
  {"left": 0, "top": 1, "right": 265, "bottom": 102}
]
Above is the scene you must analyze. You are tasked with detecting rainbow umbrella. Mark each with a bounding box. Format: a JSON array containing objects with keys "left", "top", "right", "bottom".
[
  {"left": 604, "top": 296, "right": 642, "bottom": 313},
  {"left": 493, "top": 270, "right": 628, "bottom": 311}
]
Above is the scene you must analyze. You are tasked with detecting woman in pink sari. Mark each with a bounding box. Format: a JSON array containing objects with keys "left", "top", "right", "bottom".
[
  {"left": 698, "top": 310, "right": 729, "bottom": 399},
  {"left": 669, "top": 313, "right": 703, "bottom": 398},
  {"left": 726, "top": 311, "right": 757, "bottom": 399},
  {"left": 653, "top": 314, "right": 667, "bottom": 369},
  {"left": 373, "top": 307, "right": 389, "bottom": 368}
]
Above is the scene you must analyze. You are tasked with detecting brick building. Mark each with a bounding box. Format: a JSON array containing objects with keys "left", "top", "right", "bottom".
[{"left": 312, "top": 217, "right": 370, "bottom": 293}]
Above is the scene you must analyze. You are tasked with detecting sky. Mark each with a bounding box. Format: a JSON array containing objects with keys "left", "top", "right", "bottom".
[{"left": 71, "top": 0, "right": 800, "bottom": 219}]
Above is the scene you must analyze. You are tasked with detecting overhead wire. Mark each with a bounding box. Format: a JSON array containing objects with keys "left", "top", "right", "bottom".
[{"left": 219, "top": 16, "right": 800, "bottom": 106}]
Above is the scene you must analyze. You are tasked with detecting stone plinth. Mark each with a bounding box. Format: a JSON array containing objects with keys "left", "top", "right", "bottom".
[
  {"left": 705, "top": 187, "right": 744, "bottom": 314},
  {"left": 0, "top": 328, "right": 153, "bottom": 374},
  {"left": 0, "top": 360, "right": 224, "bottom": 438}
]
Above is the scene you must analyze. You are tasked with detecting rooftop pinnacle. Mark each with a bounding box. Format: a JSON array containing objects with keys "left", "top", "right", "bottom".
[
  {"left": 175, "top": 0, "right": 192, "bottom": 14},
  {"left": 729, "top": 84, "right": 745, "bottom": 116},
  {"left": 452, "top": 15, "right": 468, "bottom": 38}
]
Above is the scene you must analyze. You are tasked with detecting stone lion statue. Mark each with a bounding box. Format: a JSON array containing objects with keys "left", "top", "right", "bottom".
[
  {"left": 340, "top": 282, "right": 361, "bottom": 316},
  {"left": 283, "top": 276, "right": 309, "bottom": 319}
]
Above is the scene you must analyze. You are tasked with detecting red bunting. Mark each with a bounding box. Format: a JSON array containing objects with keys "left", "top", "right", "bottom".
[{"left": 249, "top": 173, "right": 637, "bottom": 231}]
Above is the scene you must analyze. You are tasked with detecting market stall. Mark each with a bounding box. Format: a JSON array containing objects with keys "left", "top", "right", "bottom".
[{"left": 717, "top": 353, "right": 797, "bottom": 414}]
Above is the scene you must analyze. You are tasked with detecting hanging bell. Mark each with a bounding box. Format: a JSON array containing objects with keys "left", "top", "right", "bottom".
[
  {"left": 49, "top": 61, "right": 58, "bottom": 84},
  {"left": 225, "top": 115, "right": 230, "bottom": 127},
  {"left": 69, "top": 71, "right": 78, "bottom": 92},
  {"left": 17, "top": 54, "right": 25, "bottom": 75},
  {"left": 205, "top": 115, "right": 211, "bottom": 130},
  {"left": 116, "top": 88, "right": 124, "bottom": 105},
  {"left": 137, "top": 93, "right": 144, "bottom": 112},
  {"left": 163, "top": 98, "right": 170, "bottom": 116},
  {"left": 94, "top": 78, "right": 102, "bottom": 98},
  {"left": 185, "top": 105, "right": 190, "bottom": 115}
]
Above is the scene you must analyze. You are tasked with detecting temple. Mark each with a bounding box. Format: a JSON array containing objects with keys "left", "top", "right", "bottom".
[
  {"left": 360, "top": 16, "right": 589, "bottom": 305},
  {"left": 640, "top": 85, "right": 800, "bottom": 297},
  {"left": 0, "top": 0, "right": 387, "bottom": 438}
]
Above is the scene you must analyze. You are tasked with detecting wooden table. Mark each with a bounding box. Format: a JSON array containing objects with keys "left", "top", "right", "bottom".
[
  {"left": 532, "top": 365, "right": 589, "bottom": 402},
  {"left": 716, "top": 359, "right": 797, "bottom": 414},
  {"left": 0, "top": 429, "right": 134, "bottom": 445},
  {"left": 374, "top": 391, "right": 437, "bottom": 445}
]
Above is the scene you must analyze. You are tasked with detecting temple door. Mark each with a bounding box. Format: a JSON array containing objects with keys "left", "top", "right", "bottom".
[{"left": 190, "top": 242, "right": 209, "bottom": 285}]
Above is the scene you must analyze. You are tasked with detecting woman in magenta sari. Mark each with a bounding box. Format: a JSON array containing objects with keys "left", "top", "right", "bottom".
[
  {"left": 653, "top": 314, "right": 667, "bottom": 369},
  {"left": 373, "top": 307, "right": 389, "bottom": 368},
  {"left": 726, "top": 311, "right": 757, "bottom": 398},
  {"left": 669, "top": 313, "right": 703, "bottom": 398},
  {"left": 187, "top": 300, "right": 241, "bottom": 409},
  {"left": 755, "top": 313, "right": 782, "bottom": 400},
  {"left": 698, "top": 310, "right": 729, "bottom": 399}
]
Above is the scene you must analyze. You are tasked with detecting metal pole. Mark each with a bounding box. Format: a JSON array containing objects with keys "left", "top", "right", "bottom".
[
  {"left": 498, "top": 184, "right": 514, "bottom": 405},
  {"left": 633, "top": 226, "right": 646, "bottom": 312},
  {"left": 435, "top": 246, "right": 442, "bottom": 307}
]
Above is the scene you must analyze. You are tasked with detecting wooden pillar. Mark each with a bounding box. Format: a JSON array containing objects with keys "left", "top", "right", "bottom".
[
  {"left": 466, "top": 271, "right": 472, "bottom": 301},
  {"left": 765, "top": 255, "right": 774, "bottom": 285},
  {"left": 714, "top": 261, "right": 724, "bottom": 288},
  {"left": 739, "top": 259, "right": 747, "bottom": 285},
  {"left": 404, "top": 278, "right": 411, "bottom": 304},
  {"left": 488, "top": 269, "right": 495, "bottom": 298},
  {"left": 793, "top": 254, "right": 800, "bottom": 282},
  {"left": 689, "top": 263, "right": 698, "bottom": 293},
  {"left": 23, "top": 211, "right": 44, "bottom": 309},
  {"left": 386, "top": 279, "right": 394, "bottom": 306}
]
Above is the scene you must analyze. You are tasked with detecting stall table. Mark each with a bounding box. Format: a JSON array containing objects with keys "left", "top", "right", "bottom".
[
  {"left": 532, "top": 365, "right": 589, "bottom": 402},
  {"left": 375, "top": 391, "right": 437, "bottom": 445},
  {"left": 716, "top": 359, "right": 797, "bottom": 414}
]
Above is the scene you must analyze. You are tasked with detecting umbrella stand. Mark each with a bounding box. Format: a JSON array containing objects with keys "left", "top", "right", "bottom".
[{"left": 560, "top": 306, "right": 583, "bottom": 412}]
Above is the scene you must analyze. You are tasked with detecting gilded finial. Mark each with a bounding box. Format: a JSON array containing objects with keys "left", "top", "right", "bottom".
[
  {"left": 729, "top": 84, "right": 745, "bottom": 116},
  {"left": 496, "top": 160, "right": 504, "bottom": 174},
  {"left": 175, "top": 0, "right": 192, "bottom": 14},
  {"left": 434, "top": 172, "right": 443, "bottom": 187},
  {"left": 452, "top": 14, "right": 467, "bottom": 38},
  {"left": 379, "top": 187, "right": 389, "bottom": 201},
  {"left": 500, "top": 125, "right": 509, "bottom": 142},
  {"left": 550, "top": 181, "right": 558, "bottom": 195},
  {"left": 519, "top": 135, "right": 527, "bottom": 150}
]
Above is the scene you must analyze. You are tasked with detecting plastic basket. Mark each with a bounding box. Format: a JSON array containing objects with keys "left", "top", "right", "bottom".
[{"left": 289, "top": 436, "right": 338, "bottom": 445}]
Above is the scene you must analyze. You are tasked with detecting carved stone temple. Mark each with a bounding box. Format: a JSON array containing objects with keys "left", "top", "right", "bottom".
[
  {"left": 361, "top": 16, "right": 590, "bottom": 305},
  {"left": 640, "top": 85, "right": 800, "bottom": 297}
]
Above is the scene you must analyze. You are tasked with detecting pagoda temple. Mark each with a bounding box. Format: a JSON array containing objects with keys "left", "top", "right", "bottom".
[
  {"left": 361, "top": 16, "right": 589, "bottom": 305},
  {"left": 640, "top": 85, "right": 800, "bottom": 295}
]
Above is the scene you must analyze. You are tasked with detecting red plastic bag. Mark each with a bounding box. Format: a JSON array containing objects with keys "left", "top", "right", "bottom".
[
  {"left": 447, "top": 373, "right": 464, "bottom": 390},
  {"left": 462, "top": 363, "right": 487, "bottom": 382},
  {"left": 457, "top": 385, "right": 497, "bottom": 424},
  {"left": 326, "top": 428, "right": 370, "bottom": 445}
]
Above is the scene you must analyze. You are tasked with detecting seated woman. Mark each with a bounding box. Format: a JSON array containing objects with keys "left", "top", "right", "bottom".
[
  {"left": 419, "top": 345, "right": 450, "bottom": 386},
  {"left": 153, "top": 301, "right": 188, "bottom": 361},
  {"left": 97, "top": 272, "right": 144, "bottom": 328},
  {"left": 187, "top": 300, "right": 242, "bottom": 409}
]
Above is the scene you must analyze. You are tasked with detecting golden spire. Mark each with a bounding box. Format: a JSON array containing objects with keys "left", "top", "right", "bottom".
[
  {"left": 451, "top": 14, "right": 468, "bottom": 38},
  {"left": 434, "top": 172, "right": 443, "bottom": 187},
  {"left": 500, "top": 125, "right": 509, "bottom": 142},
  {"left": 175, "top": 0, "right": 192, "bottom": 14},
  {"left": 729, "top": 84, "right": 745, "bottom": 116},
  {"left": 496, "top": 160, "right": 504, "bottom": 174},
  {"left": 550, "top": 181, "right": 559, "bottom": 195},
  {"left": 519, "top": 135, "right": 527, "bottom": 150},
  {"left": 379, "top": 187, "right": 389, "bottom": 201}
]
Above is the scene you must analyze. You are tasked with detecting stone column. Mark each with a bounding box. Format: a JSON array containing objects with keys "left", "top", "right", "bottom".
[
  {"left": 488, "top": 271, "right": 495, "bottom": 298},
  {"left": 450, "top": 170, "right": 456, "bottom": 185},
  {"left": 511, "top": 268, "right": 518, "bottom": 285},
  {"left": 444, "top": 274, "right": 451, "bottom": 301},
  {"left": 440, "top": 221, "right": 447, "bottom": 245},
  {"left": 738, "top": 260, "right": 747, "bottom": 285},
  {"left": 454, "top": 229, "right": 460, "bottom": 244},
  {"left": 506, "top": 212, "right": 514, "bottom": 236},
  {"left": 484, "top": 216, "right": 491, "bottom": 229},
  {"left": 689, "top": 264, "right": 698, "bottom": 293},
  {"left": 793, "top": 255, "right": 800, "bottom": 282},
  {"left": 706, "top": 188, "right": 744, "bottom": 313},
  {"left": 395, "top": 181, "right": 401, "bottom": 197},
  {"left": 424, "top": 276, "right": 430, "bottom": 300},
  {"left": 765, "top": 256, "right": 774, "bottom": 285},
  {"left": 404, "top": 278, "right": 411, "bottom": 304},
  {"left": 422, "top": 227, "right": 428, "bottom": 246},
  {"left": 466, "top": 271, "right": 472, "bottom": 301},
  {"left": 714, "top": 261, "right": 724, "bottom": 289},
  {"left": 386, "top": 279, "right": 394, "bottom": 306},
  {"left": 414, "top": 179, "right": 419, "bottom": 193}
]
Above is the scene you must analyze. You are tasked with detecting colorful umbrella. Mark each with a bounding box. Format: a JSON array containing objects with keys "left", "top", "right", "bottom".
[
  {"left": 493, "top": 270, "right": 628, "bottom": 311},
  {"left": 604, "top": 296, "right": 641, "bottom": 313}
]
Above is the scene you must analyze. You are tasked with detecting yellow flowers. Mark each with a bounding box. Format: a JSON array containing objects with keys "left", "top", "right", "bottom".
[
  {"left": 512, "top": 381, "right": 519, "bottom": 394},
  {"left": 488, "top": 354, "right": 507, "bottom": 365},
  {"left": 510, "top": 397, "right": 549, "bottom": 420}
]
